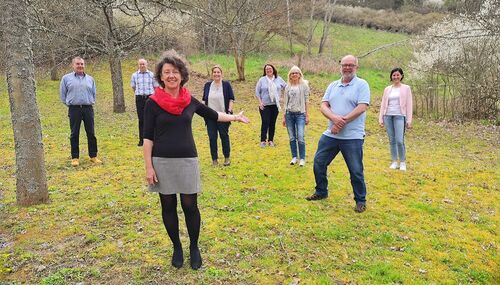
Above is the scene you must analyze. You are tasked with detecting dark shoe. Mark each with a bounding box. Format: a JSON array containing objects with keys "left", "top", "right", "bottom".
[
  {"left": 190, "top": 246, "right": 202, "bottom": 270},
  {"left": 354, "top": 203, "right": 366, "bottom": 213},
  {"left": 305, "top": 193, "right": 327, "bottom": 201},
  {"left": 171, "top": 247, "right": 184, "bottom": 268},
  {"left": 137, "top": 140, "right": 143, "bottom": 147},
  {"left": 223, "top": 157, "right": 231, "bottom": 166}
]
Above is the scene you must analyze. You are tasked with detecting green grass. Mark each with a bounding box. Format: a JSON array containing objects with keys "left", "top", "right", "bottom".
[{"left": 0, "top": 25, "right": 498, "bottom": 284}]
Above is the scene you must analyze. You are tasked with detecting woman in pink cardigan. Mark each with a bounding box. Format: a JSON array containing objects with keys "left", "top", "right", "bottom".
[{"left": 379, "top": 68, "right": 413, "bottom": 171}]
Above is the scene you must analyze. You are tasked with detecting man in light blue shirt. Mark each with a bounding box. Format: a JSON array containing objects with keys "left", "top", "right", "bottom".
[
  {"left": 306, "top": 55, "right": 370, "bottom": 213},
  {"left": 131, "top": 58, "right": 158, "bottom": 146},
  {"left": 60, "top": 57, "right": 101, "bottom": 167}
]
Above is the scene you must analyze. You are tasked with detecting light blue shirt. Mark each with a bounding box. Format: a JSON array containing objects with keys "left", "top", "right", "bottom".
[
  {"left": 60, "top": 72, "right": 96, "bottom": 106},
  {"left": 131, "top": 70, "right": 158, "bottom": 95},
  {"left": 255, "top": 76, "right": 287, "bottom": 106},
  {"left": 322, "top": 76, "right": 370, "bottom": 140}
]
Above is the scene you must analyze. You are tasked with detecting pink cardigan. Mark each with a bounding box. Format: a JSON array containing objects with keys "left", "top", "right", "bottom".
[{"left": 378, "top": 83, "right": 413, "bottom": 124}]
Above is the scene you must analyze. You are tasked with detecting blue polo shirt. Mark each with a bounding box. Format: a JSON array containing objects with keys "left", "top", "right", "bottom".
[{"left": 322, "top": 76, "right": 370, "bottom": 140}]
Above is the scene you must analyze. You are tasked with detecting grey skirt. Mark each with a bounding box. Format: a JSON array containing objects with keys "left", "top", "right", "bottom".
[{"left": 149, "top": 157, "right": 201, "bottom": 194}]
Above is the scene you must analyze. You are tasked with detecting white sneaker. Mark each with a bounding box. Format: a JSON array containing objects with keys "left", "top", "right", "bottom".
[
  {"left": 389, "top": 161, "right": 398, "bottom": 169},
  {"left": 399, "top": 162, "right": 407, "bottom": 171},
  {"left": 290, "top": 157, "right": 297, "bottom": 165},
  {"left": 299, "top": 159, "right": 305, "bottom": 167}
]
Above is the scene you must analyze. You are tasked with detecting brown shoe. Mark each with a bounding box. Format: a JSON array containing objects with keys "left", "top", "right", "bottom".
[
  {"left": 354, "top": 203, "right": 366, "bottom": 213},
  {"left": 223, "top": 158, "right": 231, "bottom": 166},
  {"left": 305, "top": 193, "right": 327, "bottom": 201},
  {"left": 212, "top": 160, "right": 219, "bottom": 166},
  {"left": 90, "top": 157, "right": 102, "bottom": 164},
  {"left": 71, "top": 158, "right": 80, "bottom": 167}
]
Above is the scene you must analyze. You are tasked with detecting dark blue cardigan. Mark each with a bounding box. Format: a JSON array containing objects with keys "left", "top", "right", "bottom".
[{"left": 202, "top": 80, "right": 235, "bottom": 114}]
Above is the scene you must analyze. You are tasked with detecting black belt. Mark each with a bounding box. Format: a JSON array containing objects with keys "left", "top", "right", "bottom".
[
  {"left": 137, "top": 94, "right": 151, "bottom": 98},
  {"left": 69, "top": 105, "right": 92, "bottom": 108}
]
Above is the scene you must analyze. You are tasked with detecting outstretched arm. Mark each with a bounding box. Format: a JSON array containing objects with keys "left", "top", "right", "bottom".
[{"left": 217, "top": 111, "right": 250, "bottom": 123}]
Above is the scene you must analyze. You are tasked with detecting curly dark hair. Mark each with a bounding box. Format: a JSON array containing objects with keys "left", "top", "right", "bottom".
[{"left": 155, "top": 55, "right": 189, "bottom": 88}]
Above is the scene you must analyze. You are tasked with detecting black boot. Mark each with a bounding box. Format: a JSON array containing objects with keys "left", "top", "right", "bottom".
[
  {"left": 171, "top": 246, "right": 184, "bottom": 268},
  {"left": 189, "top": 246, "right": 202, "bottom": 270}
]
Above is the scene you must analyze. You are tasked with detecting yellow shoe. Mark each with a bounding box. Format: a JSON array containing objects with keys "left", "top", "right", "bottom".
[
  {"left": 71, "top": 159, "right": 80, "bottom": 167},
  {"left": 90, "top": 157, "right": 102, "bottom": 164}
]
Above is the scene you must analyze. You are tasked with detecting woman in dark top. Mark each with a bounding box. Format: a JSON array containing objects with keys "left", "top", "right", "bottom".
[
  {"left": 202, "top": 65, "right": 235, "bottom": 166},
  {"left": 143, "top": 53, "right": 249, "bottom": 270}
]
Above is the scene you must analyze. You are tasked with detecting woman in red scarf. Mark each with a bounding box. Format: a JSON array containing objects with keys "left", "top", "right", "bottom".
[{"left": 143, "top": 53, "right": 249, "bottom": 270}]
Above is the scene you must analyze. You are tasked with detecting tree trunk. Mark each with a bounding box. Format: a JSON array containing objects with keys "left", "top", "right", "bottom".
[
  {"left": 109, "top": 53, "right": 126, "bottom": 113},
  {"left": 50, "top": 50, "right": 58, "bottom": 81},
  {"left": 306, "top": 0, "right": 317, "bottom": 55},
  {"left": 234, "top": 50, "right": 246, "bottom": 81},
  {"left": 103, "top": 4, "right": 126, "bottom": 113},
  {"left": 286, "top": 0, "right": 293, "bottom": 57},
  {"left": 2, "top": 0, "right": 49, "bottom": 206},
  {"left": 318, "top": 0, "right": 336, "bottom": 55}
]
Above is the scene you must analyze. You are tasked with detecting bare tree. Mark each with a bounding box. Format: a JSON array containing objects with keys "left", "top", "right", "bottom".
[
  {"left": 31, "top": 0, "right": 165, "bottom": 113},
  {"left": 1, "top": 0, "right": 48, "bottom": 206},
  {"left": 318, "top": 0, "right": 337, "bottom": 55},
  {"left": 170, "top": 0, "right": 285, "bottom": 81},
  {"left": 305, "top": 0, "right": 319, "bottom": 55}
]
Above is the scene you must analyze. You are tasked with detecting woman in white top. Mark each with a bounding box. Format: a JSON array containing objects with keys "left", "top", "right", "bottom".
[
  {"left": 379, "top": 67, "right": 413, "bottom": 171},
  {"left": 202, "top": 65, "right": 235, "bottom": 166},
  {"left": 282, "top": 66, "right": 310, "bottom": 166}
]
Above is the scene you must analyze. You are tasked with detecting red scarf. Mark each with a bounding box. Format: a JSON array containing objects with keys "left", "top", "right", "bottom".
[{"left": 150, "top": 87, "right": 191, "bottom": 115}]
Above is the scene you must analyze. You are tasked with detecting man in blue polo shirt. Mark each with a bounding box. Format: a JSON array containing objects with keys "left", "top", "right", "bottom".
[
  {"left": 60, "top": 56, "right": 101, "bottom": 167},
  {"left": 131, "top": 58, "right": 158, "bottom": 146},
  {"left": 306, "top": 55, "right": 370, "bottom": 213}
]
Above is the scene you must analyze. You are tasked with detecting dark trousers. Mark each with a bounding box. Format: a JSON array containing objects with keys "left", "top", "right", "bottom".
[
  {"left": 68, "top": 105, "right": 97, "bottom": 159},
  {"left": 259, "top": 105, "right": 279, "bottom": 142},
  {"left": 206, "top": 119, "right": 230, "bottom": 160},
  {"left": 135, "top": 95, "right": 150, "bottom": 143}
]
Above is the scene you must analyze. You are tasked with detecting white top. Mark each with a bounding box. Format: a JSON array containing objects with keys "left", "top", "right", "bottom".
[
  {"left": 386, "top": 87, "right": 402, "bottom": 116},
  {"left": 207, "top": 82, "right": 225, "bottom": 113},
  {"left": 286, "top": 85, "right": 302, "bottom": 112}
]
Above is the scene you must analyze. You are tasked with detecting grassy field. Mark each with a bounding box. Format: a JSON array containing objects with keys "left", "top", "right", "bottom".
[{"left": 1, "top": 25, "right": 499, "bottom": 284}]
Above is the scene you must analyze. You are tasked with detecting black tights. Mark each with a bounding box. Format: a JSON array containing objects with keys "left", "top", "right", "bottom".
[{"left": 159, "top": 193, "right": 200, "bottom": 250}]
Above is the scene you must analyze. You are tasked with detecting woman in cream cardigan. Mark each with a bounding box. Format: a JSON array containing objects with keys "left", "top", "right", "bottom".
[
  {"left": 379, "top": 67, "right": 413, "bottom": 171},
  {"left": 282, "top": 66, "right": 310, "bottom": 166}
]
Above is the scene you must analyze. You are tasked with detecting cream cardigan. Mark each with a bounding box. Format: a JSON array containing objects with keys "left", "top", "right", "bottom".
[
  {"left": 283, "top": 81, "right": 310, "bottom": 113},
  {"left": 379, "top": 83, "right": 413, "bottom": 124}
]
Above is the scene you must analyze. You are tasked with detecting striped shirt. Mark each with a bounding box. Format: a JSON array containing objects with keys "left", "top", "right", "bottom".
[{"left": 131, "top": 70, "right": 158, "bottom": 96}]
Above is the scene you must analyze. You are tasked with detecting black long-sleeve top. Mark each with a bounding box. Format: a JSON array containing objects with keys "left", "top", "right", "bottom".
[{"left": 143, "top": 96, "right": 218, "bottom": 158}]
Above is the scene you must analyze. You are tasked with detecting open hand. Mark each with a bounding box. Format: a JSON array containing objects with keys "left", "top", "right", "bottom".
[{"left": 235, "top": 111, "right": 250, "bottom": 123}]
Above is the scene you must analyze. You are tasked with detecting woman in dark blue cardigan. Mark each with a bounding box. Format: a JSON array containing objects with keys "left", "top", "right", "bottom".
[{"left": 202, "top": 65, "right": 235, "bottom": 166}]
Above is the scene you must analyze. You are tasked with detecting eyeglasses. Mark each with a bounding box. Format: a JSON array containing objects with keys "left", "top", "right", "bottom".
[{"left": 341, "top": 64, "right": 356, "bottom": 68}]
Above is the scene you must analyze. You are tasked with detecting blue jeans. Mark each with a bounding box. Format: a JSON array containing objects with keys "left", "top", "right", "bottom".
[
  {"left": 313, "top": 135, "right": 366, "bottom": 203},
  {"left": 383, "top": 115, "right": 406, "bottom": 162},
  {"left": 206, "top": 119, "right": 230, "bottom": 160},
  {"left": 285, "top": 111, "right": 306, "bottom": 159}
]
